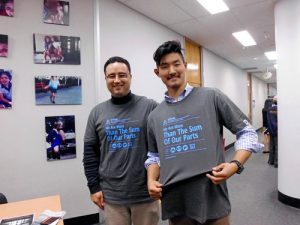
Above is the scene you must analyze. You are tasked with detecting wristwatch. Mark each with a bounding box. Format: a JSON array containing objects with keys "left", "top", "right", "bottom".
[{"left": 230, "top": 160, "right": 244, "bottom": 174}]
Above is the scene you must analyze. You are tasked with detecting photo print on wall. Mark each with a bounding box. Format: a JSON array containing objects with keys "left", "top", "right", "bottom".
[
  {"left": 43, "top": 0, "right": 69, "bottom": 25},
  {"left": 45, "top": 115, "right": 76, "bottom": 161},
  {"left": 0, "top": 69, "right": 12, "bottom": 109},
  {"left": 0, "top": 34, "right": 8, "bottom": 57},
  {"left": 33, "top": 33, "right": 80, "bottom": 65},
  {"left": 0, "top": 0, "right": 14, "bottom": 17},
  {"left": 35, "top": 75, "right": 82, "bottom": 105}
]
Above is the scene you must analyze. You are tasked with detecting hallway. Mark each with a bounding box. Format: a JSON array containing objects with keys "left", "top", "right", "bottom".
[{"left": 226, "top": 148, "right": 300, "bottom": 225}]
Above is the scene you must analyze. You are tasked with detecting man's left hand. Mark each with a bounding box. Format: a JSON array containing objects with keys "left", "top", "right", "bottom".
[{"left": 206, "top": 162, "right": 238, "bottom": 185}]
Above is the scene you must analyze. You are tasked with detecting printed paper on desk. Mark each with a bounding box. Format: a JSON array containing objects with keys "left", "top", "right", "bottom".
[
  {"left": 0, "top": 214, "right": 34, "bottom": 225},
  {"left": 33, "top": 210, "right": 66, "bottom": 225}
]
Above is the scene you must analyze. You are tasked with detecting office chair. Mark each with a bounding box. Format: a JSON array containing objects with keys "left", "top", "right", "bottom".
[{"left": 0, "top": 193, "right": 8, "bottom": 204}]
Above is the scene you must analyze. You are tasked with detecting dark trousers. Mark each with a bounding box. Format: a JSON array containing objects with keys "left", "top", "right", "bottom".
[
  {"left": 169, "top": 216, "right": 230, "bottom": 225},
  {"left": 268, "top": 135, "right": 278, "bottom": 167}
]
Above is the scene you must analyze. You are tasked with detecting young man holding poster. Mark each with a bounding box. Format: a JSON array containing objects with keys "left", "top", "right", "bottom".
[{"left": 146, "top": 41, "right": 262, "bottom": 225}]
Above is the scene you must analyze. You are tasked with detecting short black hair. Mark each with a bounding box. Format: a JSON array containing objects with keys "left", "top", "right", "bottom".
[
  {"left": 104, "top": 56, "right": 131, "bottom": 74},
  {"left": 153, "top": 40, "right": 184, "bottom": 66}
]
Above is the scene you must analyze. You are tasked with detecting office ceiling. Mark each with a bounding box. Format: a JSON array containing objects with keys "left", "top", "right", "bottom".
[{"left": 116, "top": 0, "right": 277, "bottom": 84}]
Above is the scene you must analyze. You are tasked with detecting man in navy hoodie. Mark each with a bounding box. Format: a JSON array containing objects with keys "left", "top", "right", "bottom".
[{"left": 267, "top": 96, "right": 278, "bottom": 168}]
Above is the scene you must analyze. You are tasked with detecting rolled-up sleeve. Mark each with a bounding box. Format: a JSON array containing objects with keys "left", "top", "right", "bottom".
[
  {"left": 235, "top": 124, "right": 264, "bottom": 153},
  {"left": 145, "top": 152, "right": 160, "bottom": 169}
]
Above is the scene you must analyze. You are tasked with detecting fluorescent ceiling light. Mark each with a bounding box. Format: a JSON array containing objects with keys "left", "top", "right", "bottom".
[
  {"left": 265, "top": 51, "right": 277, "bottom": 60},
  {"left": 197, "top": 0, "right": 229, "bottom": 14},
  {"left": 232, "top": 30, "right": 257, "bottom": 47}
]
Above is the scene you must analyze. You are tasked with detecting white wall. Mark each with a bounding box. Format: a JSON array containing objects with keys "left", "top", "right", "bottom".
[
  {"left": 251, "top": 76, "right": 268, "bottom": 129},
  {"left": 98, "top": 0, "right": 184, "bottom": 103},
  {"left": 0, "top": 0, "right": 96, "bottom": 218},
  {"left": 202, "top": 48, "right": 249, "bottom": 145},
  {"left": 269, "top": 84, "right": 277, "bottom": 96},
  {"left": 275, "top": 0, "right": 300, "bottom": 199}
]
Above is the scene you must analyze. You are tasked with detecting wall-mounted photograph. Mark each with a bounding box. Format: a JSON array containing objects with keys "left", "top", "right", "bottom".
[
  {"left": 0, "top": 34, "right": 8, "bottom": 57},
  {"left": 33, "top": 33, "right": 80, "bottom": 65},
  {"left": 0, "top": 69, "right": 12, "bottom": 109},
  {"left": 45, "top": 115, "right": 76, "bottom": 161},
  {"left": 43, "top": 0, "right": 69, "bottom": 25},
  {"left": 35, "top": 75, "right": 82, "bottom": 105},
  {"left": 0, "top": 0, "right": 14, "bottom": 17}
]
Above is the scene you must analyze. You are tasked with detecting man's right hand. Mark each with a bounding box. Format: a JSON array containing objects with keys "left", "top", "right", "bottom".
[
  {"left": 147, "top": 180, "right": 163, "bottom": 200},
  {"left": 90, "top": 191, "right": 105, "bottom": 210}
]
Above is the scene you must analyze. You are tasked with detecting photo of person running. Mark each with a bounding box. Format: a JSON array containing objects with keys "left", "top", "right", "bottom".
[{"left": 44, "top": 76, "right": 60, "bottom": 104}]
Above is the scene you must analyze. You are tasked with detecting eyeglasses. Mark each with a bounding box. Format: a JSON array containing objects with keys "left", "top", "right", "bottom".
[{"left": 106, "top": 73, "right": 130, "bottom": 80}]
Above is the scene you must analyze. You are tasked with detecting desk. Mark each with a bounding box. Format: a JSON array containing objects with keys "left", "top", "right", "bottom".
[{"left": 0, "top": 195, "right": 64, "bottom": 225}]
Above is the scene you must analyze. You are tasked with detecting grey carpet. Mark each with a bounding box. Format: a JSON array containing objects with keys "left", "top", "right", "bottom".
[{"left": 226, "top": 148, "right": 300, "bottom": 225}]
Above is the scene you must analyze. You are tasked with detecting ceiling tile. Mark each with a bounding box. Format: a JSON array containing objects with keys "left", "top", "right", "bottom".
[
  {"left": 225, "top": 0, "right": 267, "bottom": 9},
  {"left": 169, "top": 19, "right": 225, "bottom": 47},
  {"left": 125, "top": 0, "right": 192, "bottom": 25},
  {"left": 196, "top": 12, "right": 243, "bottom": 36},
  {"left": 231, "top": 1, "right": 275, "bottom": 29},
  {"left": 250, "top": 25, "right": 275, "bottom": 48},
  {"left": 170, "top": 0, "right": 210, "bottom": 18}
]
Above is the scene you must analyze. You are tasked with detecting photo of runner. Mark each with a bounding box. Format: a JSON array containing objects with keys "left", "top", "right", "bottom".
[{"left": 35, "top": 75, "right": 81, "bottom": 105}]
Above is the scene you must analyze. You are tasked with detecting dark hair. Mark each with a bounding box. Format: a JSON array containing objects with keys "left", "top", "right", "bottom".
[
  {"left": 153, "top": 40, "right": 185, "bottom": 66},
  {"left": 44, "top": 35, "right": 51, "bottom": 43},
  {"left": 52, "top": 36, "right": 59, "bottom": 42},
  {"left": 0, "top": 34, "right": 8, "bottom": 44},
  {"left": 1, "top": 0, "right": 13, "bottom": 6},
  {"left": 104, "top": 56, "right": 131, "bottom": 74},
  {"left": 263, "top": 98, "right": 273, "bottom": 110},
  {"left": 0, "top": 70, "right": 12, "bottom": 80}
]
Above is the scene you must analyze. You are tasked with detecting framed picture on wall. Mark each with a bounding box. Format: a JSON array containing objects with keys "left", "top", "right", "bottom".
[
  {"left": 0, "top": 34, "right": 8, "bottom": 57},
  {"left": 45, "top": 115, "right": 76, "bottom": 161},
  {"left": 0, "top": 69, "right": 12, "bottom": 109},
  {"left": 43, "top": 0, "right": 70, "bottom": 25},
  {"left": 33, "top": 33, "right": 81, "bottom": 65},
  {"left": 0, "top": 0, "right": 14, "bottom": 17},
  {"left": 35, "top": 75, "right": 82, "bottom": 105}
]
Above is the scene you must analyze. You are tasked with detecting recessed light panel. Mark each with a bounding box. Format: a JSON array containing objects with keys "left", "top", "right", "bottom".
[
  {"left": 232, "top": 30, "right": 257, "bottom": 47},
  {"left": 197, "top": 0, "right": 229, "bottom": 14}
]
